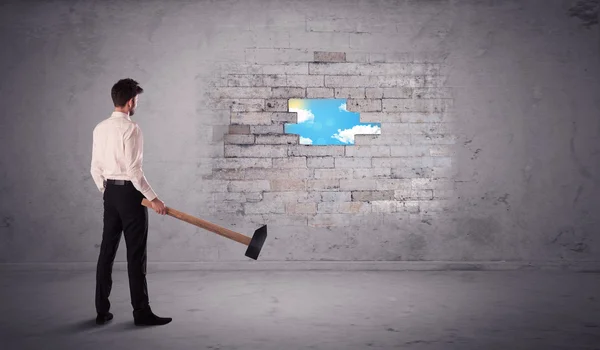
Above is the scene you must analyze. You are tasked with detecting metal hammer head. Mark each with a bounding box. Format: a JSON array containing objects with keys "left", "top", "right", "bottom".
[{"left": 245, "top": 225, "right": 267, "bottom": 260}]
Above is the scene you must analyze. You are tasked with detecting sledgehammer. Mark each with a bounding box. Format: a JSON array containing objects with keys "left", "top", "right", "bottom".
[{"left": 141, "top": 198, "right": 267, "bottom": 260}]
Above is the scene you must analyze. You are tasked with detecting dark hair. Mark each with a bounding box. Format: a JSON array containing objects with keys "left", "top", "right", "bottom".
[{"left": 111, "top": 78, "right": 144, "bottom": 107}]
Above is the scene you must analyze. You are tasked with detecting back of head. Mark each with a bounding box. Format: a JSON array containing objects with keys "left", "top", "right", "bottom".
[{"left": 111, "top": 78, "right": 144, "bottom": 107}]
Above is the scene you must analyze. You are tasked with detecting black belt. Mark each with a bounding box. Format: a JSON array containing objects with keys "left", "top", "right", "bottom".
[{"left": 106, "top": 179, "right": 132, "bottom": 185}]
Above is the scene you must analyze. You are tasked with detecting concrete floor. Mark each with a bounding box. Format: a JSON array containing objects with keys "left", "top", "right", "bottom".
[{"left": 1, "top": 269, "right": 599, "bottom": 350}]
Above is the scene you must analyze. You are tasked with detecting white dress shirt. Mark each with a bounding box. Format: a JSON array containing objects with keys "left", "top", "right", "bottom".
[{"left": 90, "top": 111, "right": 158, "bottom": 201}]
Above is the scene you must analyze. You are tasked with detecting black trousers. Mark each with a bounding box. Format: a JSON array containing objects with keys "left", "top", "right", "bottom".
[{"left": 95, "top": 180, "right": 150, "bottom": 314}]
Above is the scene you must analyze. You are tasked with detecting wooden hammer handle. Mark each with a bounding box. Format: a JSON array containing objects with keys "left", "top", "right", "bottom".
[{"left": 141, "top": 198, "right": 251, "bottom": 246}]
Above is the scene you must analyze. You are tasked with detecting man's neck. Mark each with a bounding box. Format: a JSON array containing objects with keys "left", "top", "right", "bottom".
[{"left": 114, "top": 109, "right": 129, "bottom": 115}]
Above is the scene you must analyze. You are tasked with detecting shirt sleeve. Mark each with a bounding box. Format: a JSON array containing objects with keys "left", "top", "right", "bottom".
[
  {"left": 90, "top": 128, "right": 105, "bottom": 193},
  {"left": 124, "top": 124, "right": 158, "bottom": 201}
]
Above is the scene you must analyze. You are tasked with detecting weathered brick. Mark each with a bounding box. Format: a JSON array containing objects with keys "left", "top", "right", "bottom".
[
  {"left": 307, "top": 87, "right": 334, "bottom": 98},
  {"left": 345, "top": 98, "right": 382, "bottom": 112},
  {"left": 424, "top": 74, "right": 449, "bottom": 87},
  {"left": 320, "top": 192, "right": 351, "bottom": 202},
  {"left": 325, "top": 75, "right": 424, "bottom": 88},
  {"left": 334, "top": 157, "right": 372, "bottom": 168},
  {"left": 247, "top": 214, "right": 308, "bottom": 226},
  {"left": 263, "top": 191, "right": 310, "bottom": 202},
  {"left": 314, "top": 169, "right": 353, "bottom": 179},
  {"left": 412, "top": 178, "right": 454, "bottom": 190},
  {"left": 262, "top": 74, "right": 287, "bottom": 86},
  {"left": 388, "top": 146, "right": 430, "bottom": 157},
  {"left": 314, "top": 51, "right": 346, "bottom": 62},
  {"left": 265, "top": 99, "right": 289, "bottom": 111},
  {"left": 413, "top": 87, "right": 453, "bottom": 99},
  {"left": 365, "top": 87, "right": 412, "bottom": 99},
  {"left": 339, "top": 179, "right": 377, "bottom": 190},
  {"left": 387, "top": 121, "right": 452, "bottom": 135},
  {"left": 300, "top": 191, "right": 323, "bottom": 202},
  {"left": 344, "top": 146, "right": 390, "bottom": 157},
  {"left": 257, "top": 63, "right": 309, "bottom": 75},
  {"left": 227, "top": 74, "right": 264, "bottom": 87},
  {"left": 273, "top": 157, "right": 307, "bottom": 168},
  {"left": 429, "top": 146, "right": 454, "bottom": 157},
  {"left": 228, "top": 180, "right": 270, "bottom": 192},
  {"left": 213, "top": 157, "right": 272, "bottom": 169},
  {"left": 371, "top": 200, "right": 399, "bottom": 213},
  {"left": 271, "top": 87, "right": 306, "bottom": 98},
  {"left": 289, "top": 145, "right": 345, "bottom": 157},
  {"left": 400, "top": 201, "right": 420, "bottom": 213},
  {"left": 351, "top": 190, "right": 394, "bottom": 201},
  {"left": 286, "top": 202, "right": 317, "bottom": 214},
  {"left": 209, "top": 99, "right": 264, "bottom": 112},
  {"left": 376, "top": 179, "right": 412, "bottom": 190},
  {"left": 214, "top": 201, "right": 244, "bottom": 213},
  {"left": 244, "top": 192, "right": 263, "bottom": 202},
  {"left": 307, "top": 179, "right": 340, "bottom": 191},
  {"left": 382, "top": 99, "right": 449, "bottom": 113},
  {"left": 307, "top": 156, "right": 334, "bottom": 168},
  {"left": 309, "top": 63, "right": 434, "bottom": 76},
  {"left": 250, "top": 124, "right": 284, "bottom": 134},
  {"left": 409, "top": 189, "right": 434, "bottom": 200},
  {"left": 231, "top": 112, "right": 272, "bottom": 125},
  {"left": 212, "top": 168, "right": 310, "bottom": 180},
  {"left": 373, "top": 157, "right": 424, "bottom": 168},
  {"left": 223, "top": 134, "right": 255, "bottom": 144},
  {"left": 359, "top": 112, "right": 445, "bottom": 123},
  {"left": 213, "top": 192, "right": 245, "bottom": 202},
  {"left": 412, "top": 134, "right": 457, "bottom": 145},
  {"left": 394, "top": 188, "right": 412, "bottom": 200},
  {"left": 390, "top": 167, "right": 432, "bottom": 178},
  {"left": 353, "top": 168, "right": 391, "bottom": 178},
  {"left": 225, "top": 145, "right": 287, "bottom": 158},
  {"left": 231, "top": 99, "right": 265, "bottom": 112},
  {"left": 244, "top": 201, "right": 286, "bottom": 214},
  {"left": 354, "top": 134, "right": 411, "bottom": 146},
  {"left": 334, "top": 88, "right": 366, "bottom": 98},
  {"left": 228, "top": 125, "right": 251, "bottom": 134},
  {"left": 270, "top": 179, "right": 306, "bottom": 191},
  {"left": 211, "top": 87, "right": 271, "bottom": 99},
  {"left": 286, "top": 75, "right": 325, "bottom": 87},
  {"left": 317, "top": 202, "right": 371, "bottom": 214},
  {"left": 256, "top": 134, "right": 299, "bottom": 145}
]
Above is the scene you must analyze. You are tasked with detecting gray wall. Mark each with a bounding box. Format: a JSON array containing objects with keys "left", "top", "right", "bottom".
[{"left": 0, "top": 0, "right": 598, "bottom": 264}]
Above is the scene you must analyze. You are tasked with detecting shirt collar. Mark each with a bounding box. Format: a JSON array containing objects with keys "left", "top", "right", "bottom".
[{"left": 110, "top": 111, "right": 132, "bottom": 121}]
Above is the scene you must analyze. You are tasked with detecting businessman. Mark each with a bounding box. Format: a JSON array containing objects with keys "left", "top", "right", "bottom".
[{"left": 90, "top": 78, "right": 172, "bottom": 326}]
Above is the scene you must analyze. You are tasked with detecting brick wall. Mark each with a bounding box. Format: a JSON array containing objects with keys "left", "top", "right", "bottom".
[{"left": 203, "top": 51, "right": 456, "bottom": 228}]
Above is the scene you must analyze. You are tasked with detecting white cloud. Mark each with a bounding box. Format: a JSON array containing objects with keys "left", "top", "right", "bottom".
[
  {"left": 339, "top": 103, "right": 348, "bottom": 112},
  {"left": 290, "top": 107, "right": 315, "bottom": 123},
  {"left": 299, "top": 136, "right": 313, "bottom": 144},
  {"left": 331, "top": 124, "right": 381, "bottom": 144}
]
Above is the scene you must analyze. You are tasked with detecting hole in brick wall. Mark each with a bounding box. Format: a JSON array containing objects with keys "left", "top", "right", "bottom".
[{"left": 284, "top": 98, "right": 381, "bottom": 145}]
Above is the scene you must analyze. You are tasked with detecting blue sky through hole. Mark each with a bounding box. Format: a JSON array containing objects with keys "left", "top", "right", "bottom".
[{"left": 284, "top": 99, "right": 381, "bottom": 145}]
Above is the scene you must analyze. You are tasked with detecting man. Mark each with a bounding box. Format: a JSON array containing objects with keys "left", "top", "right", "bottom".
[{"left": 90, "top": 78, "right": 172, "bottom": 326}]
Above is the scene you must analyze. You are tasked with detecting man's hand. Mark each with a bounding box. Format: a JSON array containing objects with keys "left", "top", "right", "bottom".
[{"left": 151, "top": 197, "right": 167, "bottom": 215}]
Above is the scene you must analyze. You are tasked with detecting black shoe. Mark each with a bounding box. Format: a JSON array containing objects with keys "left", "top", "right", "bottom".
[
  {"left": 96, "top": 312, "right": 113, "bottom": 325},
  {"left": 133, "top": 307, "right": 172, "bottom": 326}
]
